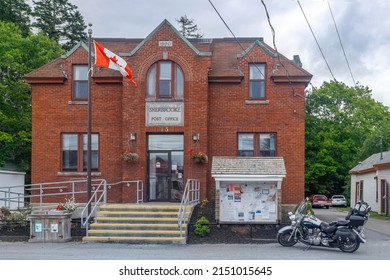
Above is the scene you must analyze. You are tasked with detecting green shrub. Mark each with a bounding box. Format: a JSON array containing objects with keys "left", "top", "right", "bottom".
[
  {"left": 0, "top": 206, "right": 31, "bottom": 231},
  {"left": 197, "top": 199, "right": 209, "bottom": 218},
  {"left": 194, "top": 216, "right": 211, "bottom": 237}
]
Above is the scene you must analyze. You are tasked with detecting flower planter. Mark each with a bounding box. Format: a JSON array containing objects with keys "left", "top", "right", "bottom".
[
  {"left": 192, "top": 157, "right": 207, "bottom": 164},
  {"left": 123, "top": 158, "right": 138, "bottom": 163},
  {"left": 188, "top": 149, "right": 208, "bottom": 164},
  {"left": 121, "top": 150, "right": 139, "bottom": 163},
  {"left": 28, "top": 211, "right": 72, "bottom": 243}
]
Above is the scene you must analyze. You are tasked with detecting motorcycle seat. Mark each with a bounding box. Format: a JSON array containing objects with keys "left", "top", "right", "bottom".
[
  {"left": 328, "top": 220, "right": 350, "bottom": 227},
  {"left": 319, "top": 220, "right": 349, "bottom": 234},
  {"left": 320, "top": 220, "right": 350, "bottom": 234},
  {"left": 336, "top": 220, "right": 350, "bottom": 226},
  {"left": 320, "top": 222, "right": 336, "bottom": 234}
]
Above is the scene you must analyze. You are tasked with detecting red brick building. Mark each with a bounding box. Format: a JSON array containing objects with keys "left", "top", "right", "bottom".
[{"left": 25, "top": 20, "right": 311, "bottom": 222}]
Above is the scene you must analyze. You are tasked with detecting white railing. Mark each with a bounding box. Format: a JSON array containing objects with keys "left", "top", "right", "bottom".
[
  {"left": 107, "top": 180, "right": 144, "bottom": 204},
  {"left": 0, "top": 179, "right": 106, "bottom": 210},
  {"left": 178, "top": 179, "right": 201, "bottom": 237},
  {"left": 80, "top": 180, "right": 107, "bottom": 235},
  {"left": 80, "top": 180, "right": 143, "bottom": 236}
]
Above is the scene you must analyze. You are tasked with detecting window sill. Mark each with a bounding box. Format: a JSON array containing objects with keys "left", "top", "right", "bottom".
[
  {"left": 245, "top": 100, "right": 269, "bottom": 105},
  {"left": 57, "top": 171, "right": 102, "bottom": 177},
  {"left": 146, "top": 98, "right": 184, "bottom": 102},
  {"left": 68, "top": 100, "right": 88, "bottom": 105}
]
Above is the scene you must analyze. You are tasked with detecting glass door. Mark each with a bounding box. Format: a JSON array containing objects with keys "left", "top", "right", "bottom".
[
  {"left": 170, "top": 151, "right": 184, "bottom": 201},
  {"left": 147, "top": 134, "right": 184, "bottom": 202},
  {"left": 149, "top": 152, "right": 170, "bottom": 200}
]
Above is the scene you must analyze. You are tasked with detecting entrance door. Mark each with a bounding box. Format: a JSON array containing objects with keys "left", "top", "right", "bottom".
[{"left": 147, "top": 134, "right": 184, "bottom": 202}]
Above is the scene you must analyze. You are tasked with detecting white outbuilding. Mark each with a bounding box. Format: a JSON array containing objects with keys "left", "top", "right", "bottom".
[{"left": 349, "top": 151, "right": 390, "bottom": 215}]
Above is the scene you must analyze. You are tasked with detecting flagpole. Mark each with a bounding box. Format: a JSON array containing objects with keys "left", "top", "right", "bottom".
[{"left": 87, "top": 23, "right": 93, "bottom": 217}]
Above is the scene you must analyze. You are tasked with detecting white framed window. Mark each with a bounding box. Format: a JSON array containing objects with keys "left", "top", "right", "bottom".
[
  {"left": 249, "top": 64, "right": 265, "bottom": 99},
  {"left": 62, "top": 133, "right": 99, "bottom": 171},
  {"left": 73, "top": 65, "right": 88, "bottom": 100},
  {"left": 147, "top": 61, "right": 184, "bottom": 99}
]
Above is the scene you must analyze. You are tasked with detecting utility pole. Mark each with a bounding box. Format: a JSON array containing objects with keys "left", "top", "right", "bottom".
[{"left": 87, "top": 23, "right": 93, "bottom": 217}]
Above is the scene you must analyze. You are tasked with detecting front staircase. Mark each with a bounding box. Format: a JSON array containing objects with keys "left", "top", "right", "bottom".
[{"left": 82, "top": 204, "right": 193, "bottom": 244}]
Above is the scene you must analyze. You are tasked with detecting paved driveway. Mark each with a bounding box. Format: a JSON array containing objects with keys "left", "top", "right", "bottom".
[{"left": 315, "top": 207, "right": 390, "bottom": 236}]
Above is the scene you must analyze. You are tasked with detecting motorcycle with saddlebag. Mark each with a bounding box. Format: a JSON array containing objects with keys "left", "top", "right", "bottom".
[{"left": 277, "top": 199, "right": 371, "bottom": 253}]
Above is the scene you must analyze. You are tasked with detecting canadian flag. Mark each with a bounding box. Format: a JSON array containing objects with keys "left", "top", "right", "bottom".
[{"left": 94, "top": 40, "right": 137, "bottom": 86}]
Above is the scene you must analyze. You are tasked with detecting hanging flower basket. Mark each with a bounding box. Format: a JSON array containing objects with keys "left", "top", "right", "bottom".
[
  {"left": 188, "top": 149, "right": 208, "bottom": 164},
  {"left": 121, "top": 150, "right": 139, "bottom": 163}
]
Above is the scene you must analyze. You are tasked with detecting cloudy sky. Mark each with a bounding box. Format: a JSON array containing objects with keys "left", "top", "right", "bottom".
[{"left": 68, "top": 0, "right": 390, "bottom": 106}]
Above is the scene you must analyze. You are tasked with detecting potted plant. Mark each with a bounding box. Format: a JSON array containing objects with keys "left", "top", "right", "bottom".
[
  {"left": 120, "top": 150, "right": 139, "bottom": 163},
  {"left": 188, "top": 149, "right": 208, "bottom": 164},
  {"left": 55, "top": 197, "right": 78, "bottom": 213}
]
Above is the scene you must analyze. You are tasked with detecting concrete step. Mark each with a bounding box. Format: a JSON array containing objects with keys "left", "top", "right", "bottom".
[
  {"left": 94, "top": 217, "right": 187, "bottom": 224},
  {"left": 99, "top": 204, "right": 191, "bottom": 212},
  {"left": 87, "top": 229, "right": 182, "bottom": 237},
  {"left": 90, "top": 223, "right": 186, "bottom": 231},
  {"left": 82, "top": 203, "right": 195, "bottom": 244},
  {"left": 96, "top": 210, "right": 183, "bottom": 218},
  {"left": 82, "top": 236, "right": 186, "bottom": 244}
]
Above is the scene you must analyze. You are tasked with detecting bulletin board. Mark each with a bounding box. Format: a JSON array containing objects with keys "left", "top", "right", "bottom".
[{"left": 219, "top": 182, "right": 277, "bottom": 223}]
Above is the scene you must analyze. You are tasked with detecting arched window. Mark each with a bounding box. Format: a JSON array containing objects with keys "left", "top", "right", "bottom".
[{"left": 147, "top": 61, "right": 184, "bottom": 99}]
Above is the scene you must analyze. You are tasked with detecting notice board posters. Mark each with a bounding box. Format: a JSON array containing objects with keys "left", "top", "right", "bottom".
[{"left": 219, "top": 182, "right": 277, "bottom": 223}]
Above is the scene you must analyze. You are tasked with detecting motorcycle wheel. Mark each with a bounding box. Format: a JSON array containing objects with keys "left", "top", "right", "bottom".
[
  {"left": 339, "top": 239, "right": 360, "bottom": 253},
  {"left": 277, "top": 230, "right": 297, "bottom": 247}
]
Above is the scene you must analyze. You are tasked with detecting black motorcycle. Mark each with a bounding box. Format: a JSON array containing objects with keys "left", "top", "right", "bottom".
[{"left": 277, "top": 199, "right": 370, "bottom": 253}]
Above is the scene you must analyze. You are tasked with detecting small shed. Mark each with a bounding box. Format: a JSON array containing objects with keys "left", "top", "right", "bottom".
[
  {"left": 211, "top": 156, "right": 286, "bottom": 224},
  {"left": 0, "top": 168, "right": 26, "bottom": 210}
]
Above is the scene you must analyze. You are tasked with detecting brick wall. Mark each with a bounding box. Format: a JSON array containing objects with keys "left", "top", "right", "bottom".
[
  {"left": 208, "top": 47, "right": 306, "bottom": 205},
  {"left": 29, "top": 22, "right": 308, "bottom": 206}
]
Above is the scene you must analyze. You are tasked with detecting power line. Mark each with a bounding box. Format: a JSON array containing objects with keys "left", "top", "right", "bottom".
[
  {"left": 207, "top": 0, "right": 306, "bottom": 116},
  {"left": 327, "top": 1, "right": 356, "bottom": 86},
  {"left": 209, "top": 0, "right": 306, "bottom": 117},
  {"left": 259, "top": 0, "right": 298, "bottom": 97},
  {"left": 297, "top": 0, "right": 336, "bottom": 81},
  {"left": 208, "top": 0, "right": 297, "bottom": 90},
  {"left": 207, "top": 0, "right": 265, "bottom": 79}
]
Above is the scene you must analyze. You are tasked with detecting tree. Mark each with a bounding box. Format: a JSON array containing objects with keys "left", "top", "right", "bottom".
[
  {"left": 0, "top": 21, "right": 62, "bottom": 174},
  {"left": 176, "top": 15, "right": 203, "bottom": 38},
  {"left": 32, "top": 0, "right": 86, "bottom": 51},
  {"left": 0, "top": 0, "right": 31, "bottom": 37},
  {"left": 305, "top": 81, "right": 390, "bottom": 196},
  {"left": 358, "top": 117, "right": 390, "bottom": 160}
]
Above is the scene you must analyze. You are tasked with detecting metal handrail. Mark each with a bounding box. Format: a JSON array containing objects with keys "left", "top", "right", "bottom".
[
  {"left": 80, "top": 180, "right": 107, "bottom": 236},
  {"left": 107, "top": 180, "right": 144, "bottom": 204},
  {"left": 178, "top": 179, "right": 201, "bottom": 238},
  {"left": 0, "top": 179, "right": 106, "bottom": 210},
  {"left": 80, "top": 180, "right": 143, "bottom": 236},
  {"left": 0, "top": 179, "right": 144, "bottom": 210}
]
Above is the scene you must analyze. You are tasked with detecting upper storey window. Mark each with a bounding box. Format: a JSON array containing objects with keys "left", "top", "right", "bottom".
[
  {"left": 249, "top": 64, "right": 265, "bottom": 99},
  {"left": 73, "top": 65, "right": 88, "bottom": 100},
  {"left": 147, "top": 61, "right": 184, "bottom": 99}
]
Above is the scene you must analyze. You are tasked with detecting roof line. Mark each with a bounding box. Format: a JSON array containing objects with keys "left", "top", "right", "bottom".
[
  {"left": 119, "top": 19, "right": 212, "bottom": 57},
  {"left": 237, "top": 40, "right": 277, "bottom": 59},
  {"left": 61, "top": 41, "right": 93, "bottom": 59}
]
